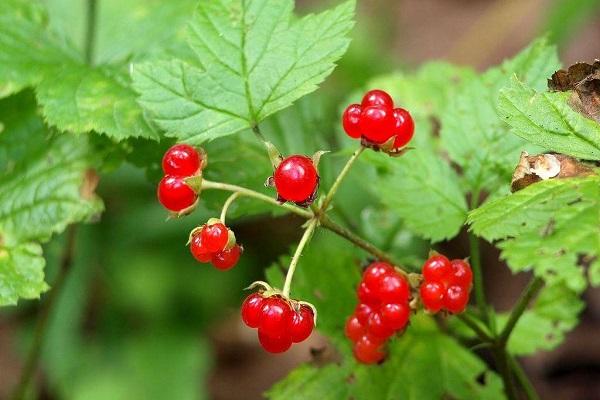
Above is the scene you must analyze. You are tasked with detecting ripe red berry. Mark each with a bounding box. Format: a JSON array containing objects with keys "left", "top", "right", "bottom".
[
  {"left": 345, "top": 315, "right": 365, "bottom": 342},
  {"left": 444, "top": 285, "right": 469, "bottom": 313},
  {"left": 422, "top": 254, "right": 452, "bottom": 283},
  {"left": 367, "top": 311, "right": 394, "bottom": 340},
  {"left": 359, "top": 106, "right": 396, "bottom": 144},
  {"left": 392, "top": 108, "right": 415, "bottom": 148},
  {"left": 380, "top": 303, "right": 410, "bottom": 331},
  {"left": 355, "top": 303, "right": 374, "bottom": 325},
  {"left": 357, "top": 281, "right": 379, "bottom": 306},
  {"left": 363, "top": 262, "right": 394, "bottom": 291},
  {"left": 162, "top": 144, "right": 201, "bottom": 177},
  {"left": 201, "top": 222, "right": 229, "bottom": 253},
  {"left": 288, "top": 305, "right": 314, "bottom": 343},
  {"left": 353, "top": 334, "right": 386, "bottom": 364},
  {"left": 258, "top": 330, "right": 292, "bottom": 353},
  {"left": 420, "top": 281, "right": 445, "bottom": 312},
  {"left": 361, "top": 89, "right": 394, "bottom": 109},
  {"left": 157, "top": 175, "right": 197, "bottom": 212},
  {"left": 258, "top": 297, "right": 291, "bottom": 338},
  {"left": 342, "top": 104, "right": 362, "bottom": 138},
  {"left": 273, "top": 155, "right": 318, "bottom": 203},
  {"left": 377, "top": 274, "right": 410, "bottom": 304},
  {"left": 211, "top": 244, "right": 242, "bottom": 270},
  {"left": 242, "top": 293, "right": 264, "bottom": 328},
  {"left": 189, "top": 231, "right": 212, "bottom": 263},
  {"left": 449, "top": 259, "right": 473, "bottom": 288}
]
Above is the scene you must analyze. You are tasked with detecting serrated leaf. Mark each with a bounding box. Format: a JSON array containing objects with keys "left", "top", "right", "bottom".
[
  {"left": 468, "top": 176, "right": 600, "bottom": 291},
  {"left": 0, "top": 242, "right": 47, "bottom": 306},
  {"left": 132, "top": 0, "right": 355, "bottom": 144},
  {"left": 498, "top": 77, "right": 600, "bottom": 160},
  {"left": 266, "top": 363, "right": 353, "bottom": 400}
]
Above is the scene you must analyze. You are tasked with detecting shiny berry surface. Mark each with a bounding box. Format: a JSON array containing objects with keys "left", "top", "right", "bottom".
[
  {"left": 362, "top": 262, "right": 394, "bottom": 291},
  {"left": 258, "top": 330, "right": 292, "bottom": 354},
  {"left": 380, "top": 303, "right": 409, "bottom": 331},
  {"left": 353, "top": 334, "right": 386, "bottom": 364},
  {"left": 189, "top": 230, "right": 212, "bottom": 263},
  {"left": 449, "top": 259, "right": 473, "bottom": 288},
  {"left": 157, "top": 175, "right": 197, "bottom": 212},
  {"left": 345, "top": 315, "right": 365, "bottom": 342},
  {"left": 420, "top": 281, "right": 445, "bottom": 312},
  {"left": 357, "top": 281, "right": 379, "bottom": 306},
  {"left": 162, "top": 144, "right": 201, "bottom": 177},
  {"left": 444, "top": 285, "right": 469, "bottom": 313},
  {"left": 273, "top": 155, "right": 318, "bottom": 203},
  {"left": 367, "top": 311, "right": 394, "bottom": 340},
  {"left": 422, "top": 255, "right": 452, "bottom": 283},
  {"left": 359, "top": 106, "right": 396, "bottom": 144},
  {"left": 211, "top": 244, "right": 242, "bottom": 270},
  {"left": 361, "top": 89, "right": 394, "bottom": 109},
  {"left": 288, "top": 306, "right": 314, "bottom": 343},
  {"left": 342, "top": 104, "right": 362, "bottom": 138},
  {"left": 258, "top": 297, "right": 291, "bottom": 338},
  {"left": 392, "top": 108, "right": 415, "bottom": 148},
  {"left": 377, "top": 274, "right": 410, "bottom": 304},
  {"left": 242, "top": 293, "right": 264, "bottom": 328},
  {"left": 201, "top": 222, "right": 229, "bottom": 253},
  {"left": 355, "top": 303, "right": 374, "bottom": 325}
]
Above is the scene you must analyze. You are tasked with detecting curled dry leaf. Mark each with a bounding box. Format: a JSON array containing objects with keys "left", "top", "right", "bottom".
[
  {"left": 511, "top": 151, "right": 596, "bottom": 192},
  {"left": 548, "top": 60, "right": 600, "bottom": 123}
]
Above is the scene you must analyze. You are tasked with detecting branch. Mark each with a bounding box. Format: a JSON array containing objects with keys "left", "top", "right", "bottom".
[{"left": 498, "top": 277, "right": 544, "bottom": 345}]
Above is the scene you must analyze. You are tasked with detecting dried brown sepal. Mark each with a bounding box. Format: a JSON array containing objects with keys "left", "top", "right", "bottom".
[
  {"left": 311, "top": 150, "right": 329, "bottom": 168},
  {"left": 359, "top": 136, "right": 413, "bottom": 157},
  {"left": 548, "top": 61, "right": 600, "bottom": 123},
  {"left": 167, "top": 197, "right": 199, "bottom": 219},
  {"left": 264, "top": 141, "right": 283, "bottom": 170},
  {"left": 511, "top": 151, "right": 596, "bottom": 192}
]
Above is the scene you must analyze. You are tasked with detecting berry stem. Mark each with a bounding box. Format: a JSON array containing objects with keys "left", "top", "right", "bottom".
[
  {"left": 498, "top": 277, "right": 544, "bottom": 346},
  {"left": 220, "top": 192, "right": 241, "bottom": 224},
  {"left": 507, "top": 353, "right": 540, "bottom": 400},
  {"left": 282, "top": 218, "right": 319, "bottom": 297},
  {"left": 455, "top": 313, "right": 494, "bottom": 342},
  {"left": 468, "top": 231, "right": 491, "bottom": 328},
  {"left": 319, "top": 146, "right": 365, "bottom": 213}
]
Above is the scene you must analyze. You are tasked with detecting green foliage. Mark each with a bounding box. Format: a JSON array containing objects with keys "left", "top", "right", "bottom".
[{"left": 132, "top": 0, "right": 355, "bottom": 144}]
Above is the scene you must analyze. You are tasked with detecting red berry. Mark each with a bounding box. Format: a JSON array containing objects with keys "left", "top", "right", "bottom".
[
  {"left": 363, "top": 262, "right": 394, "bottom": 291},
  {"left": 157, "top": 175, "right": 197, "bottom": 212},
  {"left": 444, "top": 285, "right": 469, "bottom": 313},
  {"left": 361, "top": 89, "right": 394, "bottom": 109},
  {"left": 392, "top": 108, "right": 415, "bottom": 148},
  {"left": 359, "top": 106, "right": 396, "bottom": 144},
  {"left": 241, "top": 293, "right": 264, "bottom": 328},
  {"left": 258, "top": 330, "right": 292, "bottom": 353},
  {"left": 288, "top": 305, "right": 314, "bottom": 343},
  {"left": 162, "top": 144, "right": 201, "bottom": 177},
  {"left": 345, "top": 315, "right": 365, "bottom": 342},
  {"left": 273, "top": 155, "right": 319, "bottom": 203},
  {"left": 343, "top": 104, "right": 362, "bottom": 138},
  {"left": 357, "top": 281, "right": 379, "bottom": 306},
  {"left": 380, "top": 303, "right": 410, "bottom": 331},
  {"left": 449, "top": 259, "right": 473, "bottom": 288},
  {"left": 201, "top": 222, "right": 229, "bottom": 253},
  {"left": 354, "top": 303, "right": 374, "bottom": 325},
  {"left": 353, "top": 334, "right": 386, "bottom": 364},
  {"left": 422, "top": 255, "right": 452, "bottom": 284},
  {"left": 189, "top": 230, "right": 212, "bottom": 263},
  {"left": 258, "top": 297, "right": 292, "bottom": 338},
  {"left": 420, "top": 281, "right": 445, "bottom": 312},
  {"left": 367, "top": 311, "right": 394, "bottom": 340},
  {"left": 211, "top": 244, "right": 242, "bottom": 270},
  {"left": 377, "top": 274, "right": 410, "bottom": 304}
]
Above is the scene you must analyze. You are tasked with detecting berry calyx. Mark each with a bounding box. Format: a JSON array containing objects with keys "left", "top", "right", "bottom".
[
  {"left": 353, "top": 334, "right": 386, "bottom": 364},
  {"left": 162, "top": 144, "right": 202, "bottom": 177},
  {"left": 342, "top": 104, "right": 362, "bottom": 138},
  {"left": 211, "top": 244, "right": 242, "bottom": 271},
  {"left": 361, "top": 89, "right": 394, "bottom": 109},
  {"left": 392, "top": 108, "right": 415, "bottom": 149},
  {"left": 273, "top": 155, "right": 319, "bottom": 204},
  {"left": 157, "top": 175, "right": 197, "bottom": 212},
  {"left": 288, "top": 305, "right": 314, "bottom": 343},
  {"left": 359, "top": 106, "right": 396, "bottom": 144},
  {"left": 189, "top": 230, "right": 212, "bottom": 263},
  {"left": 242, "top": 293, "right": 265, "bottom": 328},
  {"left": 201, "top": 221, "right": 229, "bottom": 253}
]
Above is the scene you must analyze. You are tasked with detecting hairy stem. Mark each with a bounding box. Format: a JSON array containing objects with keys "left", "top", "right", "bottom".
[
  {"left": 219, "top": 192, "right": 241, "bottom": 224},
  {"left": 498, "top": 277, "right": 544, "bottom": 345},
  {"left": 508, "top": 354, "right": 540, "bottom": 400},
  {"left": 282, "top": 219, "right": 318, "bottom": 297},
  {"left": 319, "top": 146, "right": 365, "bottom": 212},
  {"left": 11, "top": 227, "right": 77, "bottom": 400}
]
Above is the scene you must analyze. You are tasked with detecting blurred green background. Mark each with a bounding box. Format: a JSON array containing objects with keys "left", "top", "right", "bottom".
[{"left": 1, "top": 0, "right": 600, "bottom": 399}]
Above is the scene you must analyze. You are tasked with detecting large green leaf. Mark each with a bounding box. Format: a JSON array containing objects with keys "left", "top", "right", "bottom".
[{"left": 132, "top": 0, "right": 355, "bottom": 144}]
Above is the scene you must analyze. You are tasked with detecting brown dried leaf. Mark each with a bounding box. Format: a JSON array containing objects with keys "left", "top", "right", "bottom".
[{"left": 548, "top": 61, "right": 600, "bottom": 123}]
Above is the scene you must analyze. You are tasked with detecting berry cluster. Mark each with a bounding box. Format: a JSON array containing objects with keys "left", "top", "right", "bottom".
[
  {"left": 345, "top": 262, "right": 411, "bottom": 364},
  {"left": 342, "top": 89, "right": 414, "bottom": 151},
  {"left": 270, "top": 155, "right": 319, "bottom": 207},
  {"left": 189, "top": 219, "right": 242, "bottom": 270},
  {"left": 157, "top": 144, "right": 205, "bottom": 213},
  {"left": 419, "top": 255, "right": 472, "bottom": 314},
  {"left": 242, "top": 293, "right": 315, "bottom": 353}
]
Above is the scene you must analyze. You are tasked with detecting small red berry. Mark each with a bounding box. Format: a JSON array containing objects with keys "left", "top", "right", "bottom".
[
  {"left": 377, "top": 274, "right": 410, "bottom": 304},
  {"left": 345, "top": 315, "right": 365, "bottom": 342},
  {"left": 422, "top": 255, "right": 452, "bottom": 283},
  {"left": 258, "top": 330, "right": 292, "bottom": 353},
  {"left": 189, "top": 231, "right": 212, "bottom": 263},
  {"left": 357, "top": 281, "right": 379, "bottom": 306},
  {"left": 363, "top": 262, "right": 394, "bottom": 291},
  {"left": 201, "top": 222, "right": 229, "bottom": 253},
  {"left": 343, "top": 104, "right": 362, "bottom": 138},
  {"left": 354, "top": 303, "right": 374, "bottom": 325},
  {"left": 444, "top": 285, "right": 469, "bottom": 313},
  {"left": 361, "top": 89, "right": 394, "bottom": 109},
  {"left": 367, "top": 311, "right": 394, "bottom": 340},
  {"left": 211, "top": 244, "right": 242, "bottom": 270},
  {"left": 259, "top": 297, "right": 292, "bottom": 338},
  {"left": 242, "top": 293, "right": 264, "bottom": 328},
  {"left": 157, "top": 175, "right": 197, "bottom": 212},
  {"left": 288, "top": 306, "right": 314, "bottom": 343},
  {"left": 273, "top": 155, "right": 319, "bottom": 203},
  {"left": 353, "top": 334, "right": 386, "bottom": 364},
  {"left": 359, "top": 106, "right": 396, "bottom": 144},
  {"left": 420, "top": 281, "right": 445, "bottom": 312},
  {"left": 449, "top": 259, "right": 473, "bottom": 288},
  {"left": 162, "top": 144, "right": 201, "bottom": 176},
  {"left": 392, "top": 108, "right": 415, "bottom": 148},
  {"left": 380, "top": 303, "right": 410, "bottom": 331}
]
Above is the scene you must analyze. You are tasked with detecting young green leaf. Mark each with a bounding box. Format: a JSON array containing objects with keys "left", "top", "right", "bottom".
[
  {"left": 133, "top": 0, "right": 355, "bottom": 144},
  {"left": 0, "top": 242, "right": 47, "bottom": 306}
]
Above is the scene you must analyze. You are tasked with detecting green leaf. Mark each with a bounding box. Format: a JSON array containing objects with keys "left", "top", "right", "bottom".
[
  {"left": 440, "top": 38, "right": 560, "bottom": 195},
  {"left": 0, "top": 242, "right": 47, "bottom": 306},
  {"left": 266, "top": 363, "right": 353, "bottom": 400},
  {"left": 468, "top": 176, "right": 600, "bottom": 291},
  {"left": 498, "top": 77, "right": 600, "bottom": 160},
  {"left": 132, "top": 0, "right": 355, "bottom": 144}
]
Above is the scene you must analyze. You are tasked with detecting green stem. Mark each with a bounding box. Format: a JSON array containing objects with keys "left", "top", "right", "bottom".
[
  {"left": 456, "top": 313, "right": 494, "bottom": 342},
  {"left": 84, "top": 0, "right": 97, "bottom": 64},
  {"left": 319, "top": 146, "right": 365, "bottom": 212},
  {"left": 11, "top": 227, "right": 77, "bottom": 400},
  {"left": 508, "top": 354, "right": 540, "bottom": 400},
  {"left": 282, "top": 219, "right": 318, "bottom": 297},
  {"left": 252, "top": 125, "right": 268, "bottom": 143},
  {"left": 469, "top": 232, "right": 490, "bottom": 327},
  {"left": 494, "top": 348, "right": 519, "bottom": 400},
  {"left": 219, "top": 192, "right": 241, "bottom": 224},
  {"left": 498, "top": 277, "right": 544, "bottom": 345}
]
